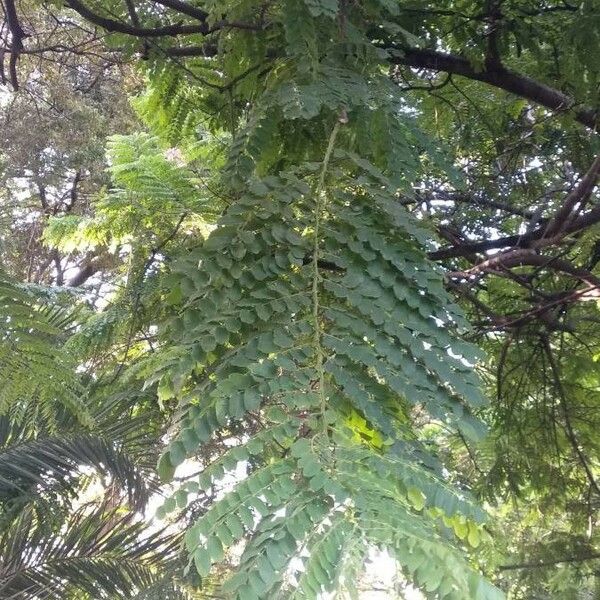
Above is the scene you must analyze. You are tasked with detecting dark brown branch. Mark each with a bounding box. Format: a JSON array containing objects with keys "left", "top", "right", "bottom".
[
  {"left": 545, "top": 154, "right": 600, "bottom": 236},
  {"left": 164, "top": 44, "right": 217, "bottom": 57},
  {"left": 430, "top": 163, "right": 600, "bottom": 261},
  {"left": 65, "top": 169, "right": 82, "bottom": 212},
  {"left": 429, "top": 231, "right": 532, "bottom": 260},
  {"left": 123, "top": 0, "right": 141, "bottom": 27},
  {"left": 387, "top": 46, "right": 599, "bottom": 130},
  {"left": 418, "top": 189, "right": 534, "bottom": 218},
  {"left": 0, "top": 48, "right": 5, "bottom": 85},
  {"left": 67, "top": 259, "right": 101, "bottom": 287},
  {"left": 53, "top": 250, "right": 64, "bottom": 286},
  {"left": 152, "top": 0, "right": 209, "bottom": 22},
  {"left": 449, "top": 250, "right": 600, "bottom": 291},
  {"left": 448, "top": 249, "right": 536, "bottom": 278},
  {"left": 64, "top": 0, "right": 264, "bottom": 41},
  {"left": 484, "top": 0, "right": 503, "bottom": 70},
  {"left": 64, "top": 0, "right": 210, "bottom": 36},
  {"left": 2, "top": 0, "right": 27, "bottom": 89},
  {"left": 2, "top": 0, "right": 25, "bottom": 42}
]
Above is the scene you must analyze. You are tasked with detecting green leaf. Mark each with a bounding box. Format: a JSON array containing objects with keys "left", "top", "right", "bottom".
[
  {"left": 194, "top": 548, "right": 212, "bottom": 578},
  {"left": 157, "top": 452, "right": 175, "bottom": 482}
]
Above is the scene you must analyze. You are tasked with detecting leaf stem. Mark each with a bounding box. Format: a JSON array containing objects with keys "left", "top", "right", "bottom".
[{"left": 312, "top": 118, "right": 342, "bottom": 428}]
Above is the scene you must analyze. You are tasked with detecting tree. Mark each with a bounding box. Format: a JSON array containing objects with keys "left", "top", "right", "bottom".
[
  {"left": 0, "top": 0, "right": 137, "bottom": 290},
  {"left": 0, "top": 271, "right": 194, "bottom": 598},
  {"left": 2, "top": 0, "right": 600, "bottom": 598}
]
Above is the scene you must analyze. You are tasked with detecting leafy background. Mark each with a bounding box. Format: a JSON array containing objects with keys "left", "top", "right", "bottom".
[{"left": 1, "top": 0, "right": 600, "bottom": 598}]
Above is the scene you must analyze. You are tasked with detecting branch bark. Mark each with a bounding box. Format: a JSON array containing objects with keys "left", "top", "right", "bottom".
[
  {"left": 388, "top": 46, "right": 599, "bottom": 130},
  {"left": 67, "top": 258, "right": 103, "bottom": 287},
  {"left": 544, "top": 154, "right": 600, "bottom": 236},
  {"left": 449, "top": 250, "right": 600, "bottom": 292},
  {"left": 65, "top": 0, "right": 210, "bottom": 36},
  {"left": 2, "top": 0, "right": 27, "bottom": 89},
  {"left": 152, "top": 0, "right": 209, "bottom": 22},
  {"left": 64, "top": 0, "right": 263, "bottom": 40},
  {"left": 429, "top": 155, "right": 600, "bottom": 262}
]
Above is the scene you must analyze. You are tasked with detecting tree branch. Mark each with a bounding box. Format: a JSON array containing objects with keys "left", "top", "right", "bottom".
[
  {"left": 429, "top": 160, "right": 600, "bottom": 262},
  {"left": 483, "top": 0, "right": 503, "bottom": 70},
  {"left": 544, "top": 154, "right": 600, "bottom": 236},
  {"left": 152, "top": 0, "right": 209, "bottom": 22},
  {"left": 2, "top": 0, "right": 27, "bottom": 89},
  {"left": 448, "top": 250, "right": 600, "bottom": 291},
  {"left": 64, "top": 0, "right": 210, "bottom": 36},
  {"left": 164, "top": 44, "right": 217, "bottom": 57},
  {"left": 123, "top": 0, "right": 141, "bottom": 27},
  {"left": 387, "top": 46, "right": 599, "bottom": 130},
  {"left": 67, "top": 259, "right": 102, "bottom": 287},
  {"left": 64, "top": 0, "right": 264, "bottom": 41}
]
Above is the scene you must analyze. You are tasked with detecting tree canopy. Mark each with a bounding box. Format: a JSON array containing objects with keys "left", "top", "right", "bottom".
[{"left": 1, "top": 1, "right": 600, "bottom": 598}]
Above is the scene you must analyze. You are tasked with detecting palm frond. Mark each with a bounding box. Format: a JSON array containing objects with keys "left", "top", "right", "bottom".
[
  {"left": 0, "top": 504, "right": 182, "bottom": 600},
  {"left": 0, "top": 418, "right": 149, "bottom": 513}
]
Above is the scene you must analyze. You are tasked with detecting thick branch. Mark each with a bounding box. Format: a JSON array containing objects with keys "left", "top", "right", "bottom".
[
  {"left": 418, "top": 189, "right": 534, "bottom": 218},
  {"left": 64, "top": 0, "right": 263, "bottom": 41},
  {"left": 448, "top": 248, "right": 536, "bottom": 278},
  {"left": 67, "top": 260, "right": 101, "bottom": 287},
  {"left": 388, "top": 46, "right": 599, "bottom": 130},
  {"left": 545, "top": 154, "right": 600, "bottom": 236},
  {"left": 65, "top": 0, "right": 210, "bottom": 36},
  {"left": 152, "top": 0, "right": 209, "bottom": 22},
  {"left": 2, "top": 0, "right": 25, "bottom": 42},
  {"left": 449, "top": 250, "right": 600, "bottom": 291},
  {"left": 123, "top": 0, "right": 141, "bottom": 27},
  {"left": 429, "top": 230, "right": 537, "bottom": 260},
  {"left": 65, "top": 169, "right": 82, "bottom": 212},
  {"left": 164, "top": 44, "right": 217, "bottom": 57},
  {"left": 429, "top": 160, "right": 600, "bottom": 262},
  {"left": 484, "top": 0, "right": 503, "bottom": 70},
  {"left": 3, "top": 0, "right": 27, "bottom": 89}
]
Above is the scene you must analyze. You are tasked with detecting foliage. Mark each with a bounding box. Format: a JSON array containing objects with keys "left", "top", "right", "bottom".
[
  {"left": 0, "top": 17, "right": 137, "bottom": 289},
  {"left": 156, "top": 161, "right": 495, "bottom": 597},
  {"left": 0, "top": 503, "right": 181, "bottom": 600},
  {"left": 126, "top": 1, "right": 501, "bottom": 597},
  {"left": 0, "top": 273, "right": 88, "bottom": 428},
  {"left": 3, "top": 0, "right": 600, "bottom": 598}
]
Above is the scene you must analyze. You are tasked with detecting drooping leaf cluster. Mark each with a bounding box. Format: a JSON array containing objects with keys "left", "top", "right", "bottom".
[{"left": 123, "top": 1, "right": 505, "bottom": 597}]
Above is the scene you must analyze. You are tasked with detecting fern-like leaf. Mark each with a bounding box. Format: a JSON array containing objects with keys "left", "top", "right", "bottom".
[{"left": 157, "top": 158, "right": 499, "bottom": 598}]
